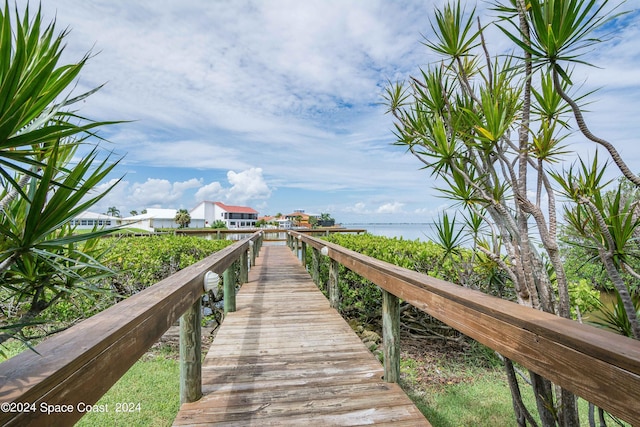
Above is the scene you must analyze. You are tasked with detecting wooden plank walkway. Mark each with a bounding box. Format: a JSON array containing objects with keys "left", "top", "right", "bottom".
[{"left": 173, "top": 245, "right": 430, "bottom": 426}]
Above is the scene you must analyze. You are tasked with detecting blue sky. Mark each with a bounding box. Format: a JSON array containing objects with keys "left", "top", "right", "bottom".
[{"left": 34, "top": 0, "right": 640, "bottom": 223}]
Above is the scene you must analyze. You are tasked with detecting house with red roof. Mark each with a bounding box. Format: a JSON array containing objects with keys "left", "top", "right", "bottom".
[{"left": 190, "top": 201, "right": 258, "bottom": 228}]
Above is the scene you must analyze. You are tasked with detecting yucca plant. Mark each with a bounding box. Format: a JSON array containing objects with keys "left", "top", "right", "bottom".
[
  {"left": 553, "top": 155, "right": 640, "bottom": 339},
  {"left": 0, "top": 3, "right": 122, "bottom": 349},
  {"left": 385, "top": 0, "right": 634, "bottom": 425},
  {"left": 591, "top": 292, "right": 640, "bottom": 338}
]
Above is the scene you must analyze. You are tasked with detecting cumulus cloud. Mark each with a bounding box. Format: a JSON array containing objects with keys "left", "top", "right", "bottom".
[
  {"left": 376, "top": 202, "right": 405, "bottom": 214},
  {"left": 225, "top": 168, "right": 272, "bottom": 204},
  {"left": 194, "top": 181, "right": 225, "bottom": 201},
  {"left": 129, "top": 178, "right": 202, "bottom": 207},
  {"left": 195, "top": 167, "right": 272, "bottom": 205},
  {"left": 89, "top": 177, "right": 202, "bottom": 212},
  {"left": 39, "top": 1, "right": 640, "bottom": 223}
]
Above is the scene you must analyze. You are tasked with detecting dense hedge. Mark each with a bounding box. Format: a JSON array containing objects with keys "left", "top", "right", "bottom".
[
  {"left": 308, "top": 233, "right": 602, "bottom": 328},
  {"left": 104, "top": 235, "right": 233, "bottom": 295},
  {"left": 44, "top": 236, "right": 234, "bottom": 329},
  {"left": 308, "top": 234, "right": 504, "bottom": 324}
]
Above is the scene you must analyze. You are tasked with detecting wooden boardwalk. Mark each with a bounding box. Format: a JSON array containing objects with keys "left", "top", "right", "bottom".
[{"left": 173, "top": 245, "right": 430, "bottom": 426}]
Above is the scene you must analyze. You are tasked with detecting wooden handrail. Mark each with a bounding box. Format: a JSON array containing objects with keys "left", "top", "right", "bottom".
[
  {"left": 0, "top": 231, "right": 262, "bottom": 426},
  {"left": 289, "top": 231, "right": 640, "bottom": 425}
]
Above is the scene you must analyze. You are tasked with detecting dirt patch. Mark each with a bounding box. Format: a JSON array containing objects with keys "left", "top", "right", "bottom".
[
  {"left": 400, "top": 334, "right": 478, "bottom": 390},
  {"left": 144, "top": 325, "right": 218, "bottom": 360}
]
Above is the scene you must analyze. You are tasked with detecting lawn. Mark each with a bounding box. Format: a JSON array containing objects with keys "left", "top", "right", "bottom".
[{"left": 75, "top": 352, "right": 180, "bottom": 427}]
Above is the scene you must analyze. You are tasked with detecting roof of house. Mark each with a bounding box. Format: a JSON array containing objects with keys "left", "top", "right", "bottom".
[
  {"left": 75, "top": 211, "right": 120, "bottom": 220},
  {"left": 214, "top": 202, "right": 258, "bottom": 214}
]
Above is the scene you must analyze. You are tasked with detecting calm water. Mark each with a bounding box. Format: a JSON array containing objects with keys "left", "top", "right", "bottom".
[{"left": 344, "top": 223, "right": 438, "bottom": 242}]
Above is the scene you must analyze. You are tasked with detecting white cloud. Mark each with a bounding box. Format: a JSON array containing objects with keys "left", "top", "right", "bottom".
[
  {"left": 195, "top": 182, "right": 225, "bottom": 202},
  {"left": 376, "top": 202, "right": 405, "bottom": 214},
  {"left": 129, "top": 178, "right": 202, "bottom": 207},
  {"left": 195, "top": 167, "right": 272, "bottom": 205},
  {"left": 344, "top": 202, "right": 369, "bottom": 214},
  {"left": 225, "top": 168, "right": 272, "bottom": 204},
  {"left": 37, "top": 1, "right": 640, "bottom": 224},
  {"left": 173, "top": 178, "right": 203, "bottom": 194}
]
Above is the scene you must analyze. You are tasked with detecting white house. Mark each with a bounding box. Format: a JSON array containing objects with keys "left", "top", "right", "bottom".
[
  {"left": 190, "top": 201, "right": 258, "bottom": 228},
  {"left": 275, "top": 218, "right": 292, "bottom": 229},
  {"left": 70, "top": 211, "right": 120, "bottom": 230},
  {"left": 120, "top": 208, "right": 178, "bottom": 232}
]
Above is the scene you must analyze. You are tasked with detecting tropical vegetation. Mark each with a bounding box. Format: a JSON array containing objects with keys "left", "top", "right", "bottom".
[
  {"left": 1, "top": 235, "right": 234, "bottom": 359},
  {"left": 174, "top": 208, "right": 191, "bottom": 228},
  {"left": 384, "top": 0, "right": 638, "bottom": 425},
  {"left": 0, "top": 3, "right": 122, "bottom": 348}
]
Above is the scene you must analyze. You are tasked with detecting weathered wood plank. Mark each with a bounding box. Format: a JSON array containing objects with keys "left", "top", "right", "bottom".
[{"left": 173, "top": 245, "right": 430, "bottom": 426}]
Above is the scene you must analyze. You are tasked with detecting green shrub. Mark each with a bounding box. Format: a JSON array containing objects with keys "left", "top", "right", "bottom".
[
  {"left": 309, "top": 234, "right": 503, "bottom": 324},
  {"left": 103, "top": 235, "right": 233, "bottom": 297},
  {"left": 3, "top": 236, "right": 234, "bottom": 346}
]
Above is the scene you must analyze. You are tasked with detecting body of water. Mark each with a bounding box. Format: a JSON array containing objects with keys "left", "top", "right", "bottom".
[{"left": 344, "top": 223, "right": 438, "bottom": 242}]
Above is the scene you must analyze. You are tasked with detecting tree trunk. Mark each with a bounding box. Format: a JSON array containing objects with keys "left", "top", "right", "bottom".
[
  {"left": 530, "top": 372, "right": 557, "bottom": 427},
  {"left": 504, "top": 359, "right": 537, "bottom": 427}
]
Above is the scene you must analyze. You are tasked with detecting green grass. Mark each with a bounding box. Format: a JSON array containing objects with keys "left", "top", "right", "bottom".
[
  {"left": 75, "top": 355, "right": 179, "bottom": 427},
  {"left": 410, "top": 370, "right": 515, "bottom": 426},
  {"left": 399, "top": 349, "right": 629, "bottom": 427},
  {"left": 2, "top": 342, "right": 182, "bottom": 426}
]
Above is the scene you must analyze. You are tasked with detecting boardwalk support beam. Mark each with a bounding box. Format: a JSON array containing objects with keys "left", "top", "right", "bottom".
[
  {"left": 180, "top": 297, "right": 202, "bottom": 403},
  {"left": 329, "top": 258, "right": 340, "bottom": 309},
  {"left": 311, "top": 247, "right": 320, "bottom": 285},
  {"left": 301, "top": 241, "right": 307, "bottom": 268},
  {"left": 250, "top": 240, "right": 256, "bottom": 266},
  {"left": 382, "top": 289, "right": 400, "bottom": 383},
  {"left": 240, "top": 248, "right": 249, "bottom": 283},
  {"left": 224, "top": 262, "right": 237, "bottom": 314}
]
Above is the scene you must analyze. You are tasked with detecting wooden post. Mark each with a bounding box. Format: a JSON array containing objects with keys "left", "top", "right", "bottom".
[
  {"left": 240, "top": 248, "right": 248, "bottom": 283},
  {"left": 223, "top": 263, "right": 236, "bottom": 314},
  {"left": 329, "top": 258, "right": 339, "bottom": 309},
  {"left": 180, "top": 297, "right": 202, "bottom": 403},
  {"left": 311, "top": 247, "right": 320, "bottom": 285},
  {"left": 250, "top": 241, "right": 256, "bottom": 266},
  {"left": 382, "top": 289, "right": 400, "bottom": 383},
  {"left": 301, "top": 241, "right": 307, "bottom": 268}
]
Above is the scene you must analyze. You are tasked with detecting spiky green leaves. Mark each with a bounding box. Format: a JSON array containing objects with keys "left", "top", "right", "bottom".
[
  {"left": 0, "top": 3, "right": 117, "bottom": 196},
  {"left": 553, "top": 155, "right": 640, "bottom": 271},
  {"left": 0, "top": 3, "right": 123, "bottom": 346},
  {"left": 498, "top": 0, "right": 625, "bottom": 81},
  {"left": 424, "top": 0, "right": 480, "bottom": 59}
]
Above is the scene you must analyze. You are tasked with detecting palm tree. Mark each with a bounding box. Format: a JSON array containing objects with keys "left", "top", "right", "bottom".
[
  {"left": 175, "top": 209, "right": 191, "bottom": 228},
  {"left": 106, "top": 206, "right": 121, "bottom": 217}
]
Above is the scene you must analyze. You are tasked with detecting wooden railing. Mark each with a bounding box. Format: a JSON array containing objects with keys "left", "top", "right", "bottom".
[
  {"left": 287, "top": 230, "right": 640, "bottom": 425},
  {"left": 0, "top": 231, "right": 263, "bottom": 426}
]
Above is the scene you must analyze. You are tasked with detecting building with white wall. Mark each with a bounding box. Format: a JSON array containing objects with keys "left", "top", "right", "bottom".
[
  {"left": 190, "top": 201, "right": 258, "bottom": 228},
  {"left": 69, "top": 211, "right": 120, "bottom": 229},
  {"left": 120, "top": 208, "right": 178, "bottom": 232}
]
